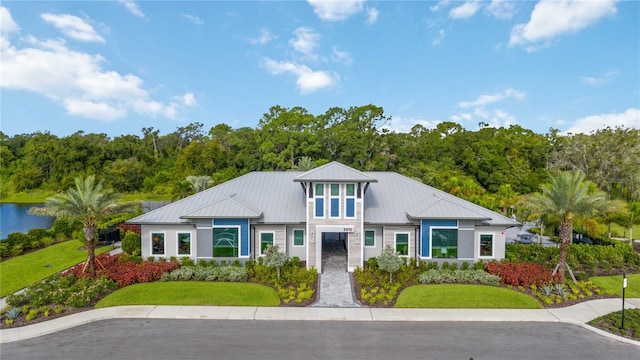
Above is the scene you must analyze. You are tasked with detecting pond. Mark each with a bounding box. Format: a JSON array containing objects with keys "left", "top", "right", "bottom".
[{"left": 0, "top": 203, "right": 55, "bottom": 238}]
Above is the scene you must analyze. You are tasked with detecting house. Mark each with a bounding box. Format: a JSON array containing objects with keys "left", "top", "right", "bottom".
[{"left": 126, "top": 162, "right": 519, "bottom": 272}]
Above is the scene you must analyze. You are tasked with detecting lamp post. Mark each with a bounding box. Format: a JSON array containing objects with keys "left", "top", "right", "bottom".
[{"left": 621, "top": 272, "right": 627, "bottom": 329}]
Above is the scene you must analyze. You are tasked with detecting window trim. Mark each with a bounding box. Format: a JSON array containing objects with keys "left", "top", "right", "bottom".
[
  {"left": 430, "top": 226, "right": 458, "bottom": 259},
  {"left": 345, "top": 183, "right": 356, "bottom": 218},
  {"left": 293, "top": 229, "right": 305, "bottom": 247},
  {"left": 329, "top": 183, "right": 340, "bottom": 218},
  {"left": 394, "top": 232, "right": 410, "bottom": 257},
  {"left": 150, "top": 232, "right": 166, "bottom": 256},
  {"left": 176, "top": 232, "right": 193, "bottom": 257},
  {"left": 364, "top": 229, "right": 375, "bottom": 247},
  {"left": 314, "top": 183, "right": 325, "bottom": 219},
  {"left": 212, "top": 225, "right": 241, "bottom": 258},
  {"left": 478, "top": 233, "right": 495, "bottom": 258},
  {"left": 259, "top": 231, "right": 275, "bottom": 256}
]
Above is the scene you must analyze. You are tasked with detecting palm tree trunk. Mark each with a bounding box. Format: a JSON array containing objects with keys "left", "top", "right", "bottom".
[
  {"left": 557, "top": 221, "right": 572, "bottom": 284},
  {"left": 85, "top": 224, "right": 96, "bottom": 276}
]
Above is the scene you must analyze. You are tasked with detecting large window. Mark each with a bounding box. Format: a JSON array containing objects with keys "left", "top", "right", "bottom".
[
  {"left": 151, "top": 233, "right": 165, "bottom": 255},
  {"left": 314, "top": 183, "right": 324, "bottom": 218},
  {"left": 431, "top": 228, "right": 458, "bottom": 258},
  {"left": 364, "top": 230, "right": 375, "bottom": 247},
  {"left": 213, "top": 227, "right": 239, "bottom": 257},
  {"left": 345, "top": 184, "right": 355, "bottom": 218},
  {"left": 293, "top": 230, "right": 304, "bottom": 246},
  {"left": 330, "top": 184, "right": 340, "bottom": 218},
  {"left": 479, "top": 234, "right": 494, "bottom": 258},
  {"left": 260, "top": 232, "right": 274, "bottom": 255},
  {"left": 177, "top": 233, "right": 191, "bottom": 256},
  {"left": 395, "top": 233, "right": 409, "bottom": 256}
]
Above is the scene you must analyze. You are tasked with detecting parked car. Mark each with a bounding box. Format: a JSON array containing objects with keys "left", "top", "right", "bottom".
[
  {"left": 573, "top": 233, "right": 593, "bottom": 245},
  {"left": 517, "top": 233, "right": 535, "bottom": 244}
]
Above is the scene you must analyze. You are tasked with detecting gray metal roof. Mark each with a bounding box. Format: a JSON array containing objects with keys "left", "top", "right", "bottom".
[
  {"left": 127, "top": 165, "right": 519, "bottom": 227},
  {"left": 294, "top": 161, "right": 378, "bottom": 183}
]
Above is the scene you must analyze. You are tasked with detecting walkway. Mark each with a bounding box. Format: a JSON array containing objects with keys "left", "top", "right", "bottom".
[{"left": 311, "top": 234, "right": 360, "bottom": 308}]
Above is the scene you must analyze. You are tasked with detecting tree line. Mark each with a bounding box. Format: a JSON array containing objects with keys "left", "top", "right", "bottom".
[{"left": 1, "top": 104, "right": 638, "bottom": 211}]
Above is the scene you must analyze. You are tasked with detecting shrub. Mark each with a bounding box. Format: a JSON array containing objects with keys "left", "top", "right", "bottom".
[
  {"left": 263, "top": 245, "right": 289, "bottom": 280},
  {"left": 121, "top": 231, "right": 141, "bottom": 256},
  {"left": 377, "top": 246, "right": 404, "bottom": 282},
  {"left": 418, "top": 269, "right": 500, "bottom": 286},
  {"left": 486, "top": 261, "right": 560, "bottom": 287}
]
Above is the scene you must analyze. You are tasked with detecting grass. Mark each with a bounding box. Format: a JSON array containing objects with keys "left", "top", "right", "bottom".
[
  {"left": 96, "top": 282, "right": 281, "bottom": 307},
  {"left": 120, "top": 192, "right": 171, "bottom": 202},
  {"left": 589, "top": 274, "right": 640, "bottom": 298},
  {"left": 602, "top": 223, "right": 640, "bottom": 241},
  {"left": 0, "top": 241, "right": 112, "bottom": 297},
  {"left": 0, "top": 190, "right": 54, "bottom": 204},
  {"left": 395, "top": 284, "right": 543, "bottom": 309}
]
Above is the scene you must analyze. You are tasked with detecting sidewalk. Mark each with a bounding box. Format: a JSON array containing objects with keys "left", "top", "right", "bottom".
[{"left": 1, "top": 298, "right": 639, "bottom": 346}]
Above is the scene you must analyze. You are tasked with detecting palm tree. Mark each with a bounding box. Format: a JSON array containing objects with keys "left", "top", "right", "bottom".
[
  {"left": 29, "top": 176, "right": 135, "bottom": 275},
  {"left": 186, "top": 175, "right": 213, "bottom": 193},
  {"left": 293, "top": 156, "right": 315, "bottom": 171},
  {"left": 519, "top": 171, "right": 622, "bottom": 283}
]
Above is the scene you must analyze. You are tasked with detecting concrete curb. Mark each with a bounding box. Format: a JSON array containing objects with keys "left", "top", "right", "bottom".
[{"left": 2, "top": 300, "right": 639, "bottom": 345}]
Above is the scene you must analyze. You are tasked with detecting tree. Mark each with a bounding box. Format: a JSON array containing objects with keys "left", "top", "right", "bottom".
[
  {"left": 263, "top": 244, "right": 289, "bottom": 281},
  {"left": 377, "top": 245, "right": 404, "bottom": 282},
  {"left": 186, "top": 175, "right": 213, "bottom": 193},
  {"left": 29, "top": 176, "right": 135, "bottom": 275},
  {"left": 293, "top": 156, "right": 315, "bottom": 171},
  {"left": 518, "top": 171, "right": 622, "bottom": 283}
]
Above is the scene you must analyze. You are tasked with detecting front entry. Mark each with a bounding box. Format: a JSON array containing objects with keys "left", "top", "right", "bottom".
[{"left": 321, "top": 232, "right": 347, "bottom": 273}]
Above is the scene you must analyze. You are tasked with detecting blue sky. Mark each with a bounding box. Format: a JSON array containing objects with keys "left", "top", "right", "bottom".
[{"left": 1, "top": 0, "right": 638, "bottom": 138}]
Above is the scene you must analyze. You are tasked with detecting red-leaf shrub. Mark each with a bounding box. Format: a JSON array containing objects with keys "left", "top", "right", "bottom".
[
  {"left": 64, "top": 253, "right": 179, "bottom": 287},
  {"left": 485, "top": 261, "right": 560, "bottom": 287}
]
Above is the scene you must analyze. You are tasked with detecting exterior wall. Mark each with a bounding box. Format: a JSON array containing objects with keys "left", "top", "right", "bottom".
[
  {"left": 252, "top": 224, "right": 286, "bottom": 257},
  {"left": 363, "top": 225, "right": 383, "bottom": 260},
  {"left": 457, "top": 220, "right": 475, "bottom": 260},
  {"left": 286, "top": 225, "right": 306, "bottom": 260},
  {"left": 141, "top": 224, "right": 196, "bottom": 260},
  {"left": 475, "top": 226, "right": 505, "bottom": 260},
  {"left": 306, "top": 182, "right": 364, "bottom": 273},
  {"left": 382, "top": 225, "right": 418, "bottom": 258}
]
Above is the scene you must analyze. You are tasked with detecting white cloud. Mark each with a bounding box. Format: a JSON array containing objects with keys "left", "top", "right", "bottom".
[
  {"left": 0, "top": 7, "right": 19, "bottom": 34},
  {"left": 262, "top": 58, "right": 336, "bottom": 93},
  {"left": 509, "top": 0, "right": 617, "bottom": 48},
  {"left": 449, "top": 1, "right": 482, "bottom": 19},
  {"left": 249, "top": 28, "right": 275, "bottom": 45},
  {"left": 307, "top": 0, "right": 364, "bottom": 21},
  {"left": 331, "top": 47, "right": 353, "bottom": 65},
  {"left": 41, "top": 13, "right": 104, "bottom": 43},
  {"left": 432, "top": 29, "right": 446, "bottom": 46},
  {"left": 182, "top": 14, "right": 203, "bottom": 25},
  {"left": 0, "top": 14, "right": 192, "bottom": 122},
  {"left": 486, "top": 0, "right": 516, "bottom": 19},
  {"left": 381, "top": 116, "right": 442, "bottom": 133},
  {"left": 366, "top": 8, "right": 379, "bottom": 25},
  {"left": 563, "top": 108, "right": 640, "bottom": 134},
  {"left": 290, "top": 27, "right": 321, "bottom": 61},
  {"left": 430, "top": 1, "right": 450, "bottom": 12},
  {"left": 458, "top": 88, "right": 526, "bottom": 108},
  {"left": 578, "top": 70, "right": 618, "bottom": 85},
  {"left": 118, "top": 0, "right": 145, "bottom": 18}
]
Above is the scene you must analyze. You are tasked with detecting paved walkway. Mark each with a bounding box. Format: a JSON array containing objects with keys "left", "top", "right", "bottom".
[{"left": 311, "top": 234, "right": 360, "bottom": 307}]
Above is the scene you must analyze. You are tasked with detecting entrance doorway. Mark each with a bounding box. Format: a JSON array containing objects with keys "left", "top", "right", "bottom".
[{"left": 321, "top": 232, "right": 347, "bottom": 272}]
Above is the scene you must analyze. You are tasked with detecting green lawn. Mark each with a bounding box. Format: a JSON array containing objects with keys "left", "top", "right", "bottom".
[
  {"left": 96, "top": 282, "right": 281, "bottom": 307},
  {"left": 590, "top": 274, "right": 640, "bottom": 298},
  {"left": 601, "top": 223, "right": 639, "bottom": 241},
  {"left": 395, "top": 284, "right": 543, "bottom": 309},
  {"left": 0, "top": 241, "right": 112, "bottom": 297}
]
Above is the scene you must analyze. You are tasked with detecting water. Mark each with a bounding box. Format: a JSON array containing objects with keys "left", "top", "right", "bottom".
[{"left": 0, "top": 203, "right": 55, "bottom": 238}]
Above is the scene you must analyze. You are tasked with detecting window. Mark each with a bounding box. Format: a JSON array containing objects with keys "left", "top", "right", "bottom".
[
  {"left": 314, "top": 183, "right": 324, "bottom": 217},
  {"left": 431, "top": 228, "right": 458, "bottom": 258},
  {"left": 293, "top": 230, "right": 304, "bottom": 246},
  {"left": 479, "top": 234, "right": 494, "bottom": 257},
  {"left": 260, "top": 232, "right": 274, "bottom": 255},
  {"left": 330, "top": 184, "right": 340, "bottom": 218},
  {"left": 177, "top": 233, "right": 191, "bottom": 256},
  {"left": 213, "top": 227, "right": 239, "bottom": 257},
  {"left": 151, "top": 233, "right": 165, "bottom": 255},
  {"left": 345, "top": 184, "right": 355, "bottom": 218},
  {"left": 395, "top": 233, "right": 409, "bottom": 256},
  {"left": 364, "top": 230, "right": 375, "bottom": 247}
]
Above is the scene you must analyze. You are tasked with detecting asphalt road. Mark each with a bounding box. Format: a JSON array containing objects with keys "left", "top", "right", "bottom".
[{"left": 2, "top": 320, "right": 638, "bottom": 360}]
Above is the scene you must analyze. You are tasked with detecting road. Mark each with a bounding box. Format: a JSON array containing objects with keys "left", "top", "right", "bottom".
[
  {"left": 2, "top": 320, "right": 638, "bottom": 360},
  {"left": 505, "top": 222, "right": 557, "bottom": 246}
]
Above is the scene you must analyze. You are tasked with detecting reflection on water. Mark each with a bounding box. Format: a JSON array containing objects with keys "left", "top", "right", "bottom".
[{"left": 0, "top": 203, "right": 55, "bottom": 238}]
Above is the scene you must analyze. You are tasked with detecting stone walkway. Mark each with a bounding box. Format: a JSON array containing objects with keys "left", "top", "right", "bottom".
[{"left": 311, "top": 234, "right": 361, "bottom": 308}]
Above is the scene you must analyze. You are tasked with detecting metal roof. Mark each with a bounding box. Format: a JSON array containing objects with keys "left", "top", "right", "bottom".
[
  {"left": 294, "top": 161, "right": 378, "bottom": 183},
  {"left": 127, "top": 165, "right": 519, "bottom": 227}
]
